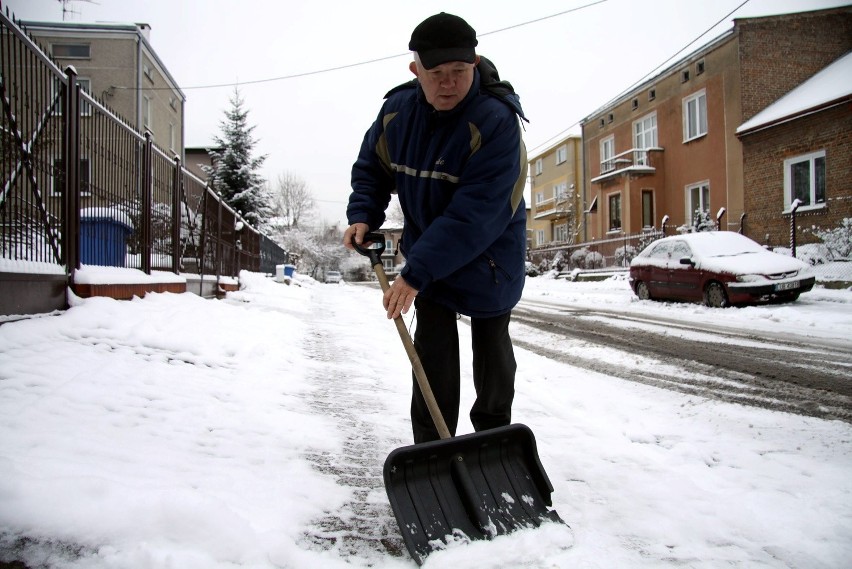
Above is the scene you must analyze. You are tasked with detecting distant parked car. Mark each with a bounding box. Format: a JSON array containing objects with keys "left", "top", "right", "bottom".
[
  {"left": 629, "top": 232, "right": 815, "bottom": 308},
  {"left": 324, "top": 271, "right": 342, "bottom": 284}
]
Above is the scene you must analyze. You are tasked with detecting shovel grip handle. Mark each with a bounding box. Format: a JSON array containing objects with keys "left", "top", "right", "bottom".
[{"left": 351, "top": 232, "right": 386, "bottom": 267}]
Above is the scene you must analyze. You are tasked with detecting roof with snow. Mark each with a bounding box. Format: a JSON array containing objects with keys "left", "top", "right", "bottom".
[{"left": 737, "top": 51, "right": 852, "bottom": 135}]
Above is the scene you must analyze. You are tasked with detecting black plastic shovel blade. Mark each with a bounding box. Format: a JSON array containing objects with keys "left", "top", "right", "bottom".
[{"left": 383, "top": 423, "right": 563, "bottom": 565}]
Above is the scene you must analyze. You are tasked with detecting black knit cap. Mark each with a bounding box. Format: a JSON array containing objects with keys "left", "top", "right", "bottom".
[{"left": 409, "top": 12, "right": 478, "bottom": 69}]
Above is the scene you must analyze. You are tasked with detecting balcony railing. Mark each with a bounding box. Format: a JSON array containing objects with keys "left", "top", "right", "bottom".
[
  {"left": 533, "top": 194, "right": 572, "bottom": 220},
  {"left": 592, "top": 147, "right": 661, "bottom": 184}
]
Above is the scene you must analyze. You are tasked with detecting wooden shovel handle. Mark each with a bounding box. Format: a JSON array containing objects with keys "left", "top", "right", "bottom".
[{"left": 353, "top": 233, "right": 451, "bottom": 440}]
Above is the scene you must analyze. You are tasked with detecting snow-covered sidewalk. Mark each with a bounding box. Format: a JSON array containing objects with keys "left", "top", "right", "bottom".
[{"left": 0, "top": 272, "right": 850, "bottom": 568}]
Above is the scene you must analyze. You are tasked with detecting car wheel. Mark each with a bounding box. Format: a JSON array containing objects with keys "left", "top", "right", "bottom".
[
  {"left": 635, "top": 281, "right": 652, "bottom": 301},
  {"left": 704, "top": 281, "right": 729, "bottom": 308}
]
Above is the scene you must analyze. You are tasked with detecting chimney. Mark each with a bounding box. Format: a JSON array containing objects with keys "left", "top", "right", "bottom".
[{"left": 136, "top": 23, "right": 151, "bottom": 41}]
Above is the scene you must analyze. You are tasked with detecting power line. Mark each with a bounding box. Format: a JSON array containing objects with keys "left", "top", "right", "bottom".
[
  {"left": 528, "top": 0, "right": 752, "bottom": 156},
  {"left": 117, "top": 1, "right": 608, "bottom": 91}
]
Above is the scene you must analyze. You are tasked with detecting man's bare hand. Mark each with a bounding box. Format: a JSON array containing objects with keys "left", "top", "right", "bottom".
[
  {"left": 343, "top": 223, "right": 370, "bottom": 250},
  {"left": 383, "top": 275, "right": 417, "bottom": 319}
]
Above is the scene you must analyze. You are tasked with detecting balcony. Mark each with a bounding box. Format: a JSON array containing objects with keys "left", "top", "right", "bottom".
[
  {"left": 533, "top": 195, "right": 573, "bottom": 221},
  {"left": 591, "top": 147, "right": 662, "bottom": 184}
]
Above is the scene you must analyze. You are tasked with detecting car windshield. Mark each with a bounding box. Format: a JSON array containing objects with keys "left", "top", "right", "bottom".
[{"left": 690, "top": 233, "right": 765, "bottom": 258}]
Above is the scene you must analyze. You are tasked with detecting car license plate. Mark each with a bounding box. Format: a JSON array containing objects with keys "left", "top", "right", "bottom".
[{"left": 775, "top": 281, "right": 800, "bottom": 291}]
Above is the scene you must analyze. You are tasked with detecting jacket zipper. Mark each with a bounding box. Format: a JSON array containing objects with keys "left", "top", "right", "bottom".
[{"left": 488, "top": 258, "right": 499, "bottom": 284}]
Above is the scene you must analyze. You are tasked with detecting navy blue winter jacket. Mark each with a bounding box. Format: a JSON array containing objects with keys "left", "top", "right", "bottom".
[{"left": 348, "top": 58, "right": 528, "bottom": 318}]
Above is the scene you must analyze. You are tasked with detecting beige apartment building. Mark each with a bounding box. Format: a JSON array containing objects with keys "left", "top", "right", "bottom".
[
  {"left": 579, "top": 6, "right": 851, "bottom": 247},
  {"left": 527, "top": 135, "right": 583, "bottom": 250},
  {"left": 23, "top": 20, "right": 186, "bottom": 157}
]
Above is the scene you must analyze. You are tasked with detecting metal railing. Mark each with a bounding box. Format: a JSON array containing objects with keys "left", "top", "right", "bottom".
[{"left": 1, "top": 6, "right": 289, "bottom": 297}]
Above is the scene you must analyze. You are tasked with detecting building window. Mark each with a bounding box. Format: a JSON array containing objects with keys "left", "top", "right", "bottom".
[
  {"left": 696, "top": 59, "right": 705, "bottom": 75},
  {"left": 535, "top": 191, "right": 544, "bottom": 205},
  {"left": 554, "top": 182, "right": 568, "bottom": 201},
  {"left": 143, "top": 95, "right": 152, "bottom": 129},
  {"left": 554, "top": 223, "right": 568, "bottom": 242},
  {"left": 633, "top": 112, "right": 657, "bottom": 166},
  {"left": 648, "top": 88, "right": 656, "bottom": 101},
  {"left": 681, "top": 69, "right": 690, "bottom": 83},
  {"left": 52, "top": 158, "right": 91, "bottom": 196},
  {"left": 600, "top": 136, "right": 615, "bottom": 174},
  {"left": 683, "top": 89, "right": 707, "bottom": 142},
  {"left": 535, "top": 158, "right": 543, "bottom": 176},
  {"left": 599, "top": 118, "right": 605, "bottom": 128},
  {"left": 52, "top": 77, "right": 91, "bottom": 116},
  {"left": 686, "top": 182, "right": 710, "bottom": 224},
  {"left": 535, "top": 229, "right": 545, "bottom": 246},
  {"left": 51, "top": 43, "right": 90, "bottom": 59},
  {"left": 784, "top": 150, "right": 826, "bottom": 210},
  {"left": 556, "top": 145, "right": 568, "bottom": 165},
  {"left": 169, "top": 123, "right": 176, "bottom": 151},
  {"left": 642, "top": 189, "right": 654, "bottom": 228},
  {"left": 608, "top": 193, "right": 622, "bottom": 232},
  {"left": 607, "top": 113, "right": 614, "bottom": 123}
]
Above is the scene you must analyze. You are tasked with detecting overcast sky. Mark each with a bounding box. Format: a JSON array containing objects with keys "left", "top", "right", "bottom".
[{"left": 8, "top": 0, "right": 848, "bottom": 227}]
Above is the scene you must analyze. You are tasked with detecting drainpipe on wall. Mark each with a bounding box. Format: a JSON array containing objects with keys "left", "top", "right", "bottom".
[{"left": 135, "top": 31, "right": 142, "bottom": 131}]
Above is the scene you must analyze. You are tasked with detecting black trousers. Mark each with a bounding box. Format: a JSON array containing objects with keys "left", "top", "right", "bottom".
[{"left": 410, "top": 296, "right": 516, "bottom": 444}]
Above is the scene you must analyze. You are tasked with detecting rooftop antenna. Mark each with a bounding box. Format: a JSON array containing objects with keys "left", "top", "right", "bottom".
[{"left": 57, "top": 0, "right": 98, "bottom": 21}]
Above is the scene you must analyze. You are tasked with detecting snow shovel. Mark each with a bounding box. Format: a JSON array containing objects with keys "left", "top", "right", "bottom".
[{"left": 353, "top": 232, "right": 563, "bottom": 565}]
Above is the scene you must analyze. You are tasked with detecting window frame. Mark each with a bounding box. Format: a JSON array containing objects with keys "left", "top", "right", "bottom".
[
  {"left": 607, "top": 192, "right": 622, "bottom": 233},
  {"left": 600, "top": 135, "right": 615, "bottom": 174},
  {"left": 143, "top": 95, "right": 152, "bottom": 129},
  {"left": 683, "top": 89, "right": 708, "bottom": 142},
  {"left": 633, "top": 112, "right": 658, "bottom": 166},
  {"left": 52, "top": 77, "right": 92, "bottom": 116},
  {"left": 534, "top": 158, "right": 543, "bottom": 176},
  {"left": 641, "top": 189, "right": 655, "bottom": 229},
  {"left": 685, "top": 181, "right": 710, "bottom": 223},
  {"left": 783, "top": 150, "right": 826, "bottom": 212},
  {"left": 51, "top": 43, "right": 90, "bottom": 59},
  {"left": 556, "top": 145, "right": 568, "bottom": 165}
]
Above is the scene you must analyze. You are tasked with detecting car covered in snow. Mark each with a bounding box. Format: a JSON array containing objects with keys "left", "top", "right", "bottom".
[
  {"left": 324, "top": 271, "right": 342, "bottom": 284},
  {"left": 629, "top": 232, "right": 815, "bottom": 307}
]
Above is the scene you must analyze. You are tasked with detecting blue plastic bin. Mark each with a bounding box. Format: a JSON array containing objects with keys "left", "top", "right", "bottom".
[
  {"left": 80, "top": 216, "right": 133, "bottom": 266},
  {"left": 283, "top": 264, "right": 296, "bottom": 278}
]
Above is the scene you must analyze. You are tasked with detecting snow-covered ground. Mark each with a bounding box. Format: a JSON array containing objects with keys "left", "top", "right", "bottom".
[{"left": 0, "top": 271, "right": 850, "bottom": 568}]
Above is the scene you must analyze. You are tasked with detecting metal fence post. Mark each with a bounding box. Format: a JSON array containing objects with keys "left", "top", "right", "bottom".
[
  {"left": 217, "top": 196, "right": 223, "bottom": 281},
  {"left": 739, "top": 212, "right": 747, "bottom": 235},
  {"left": 172, "top": 156, "right": 182, "bottom": 275},
  {"left": 141, "top": 131, "right": 153, "bottom": 274},
  {"left": 63, "top": 66, "right": 81, "bottom": 272},
  {"left": 716, "top": 207, "right": 726, "bottom": 231},
  {"left": 790, "top": 199, "right": 802, "bottom": 258}
]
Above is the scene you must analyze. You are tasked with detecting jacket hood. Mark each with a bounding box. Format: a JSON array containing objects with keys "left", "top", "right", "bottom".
[{"left": 384, "top": 56, "right": 528, "bottom": 122}]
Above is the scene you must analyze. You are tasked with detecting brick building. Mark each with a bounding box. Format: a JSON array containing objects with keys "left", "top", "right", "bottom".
[
  {"left": 578, "top": 6, "right": 852, "bottom": 247},
  {"left": 737, "top": 52, "right": 851, "bottom": 248}
]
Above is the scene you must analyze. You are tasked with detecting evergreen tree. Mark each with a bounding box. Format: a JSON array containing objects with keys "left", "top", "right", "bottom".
[{"left": 203, "top": 88, "right": 273, "bottom": 228}]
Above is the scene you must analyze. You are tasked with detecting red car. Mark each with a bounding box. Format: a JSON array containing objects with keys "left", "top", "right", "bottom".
[{"left": 629, "top": 232, "right": 815, "bottom": 307}]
